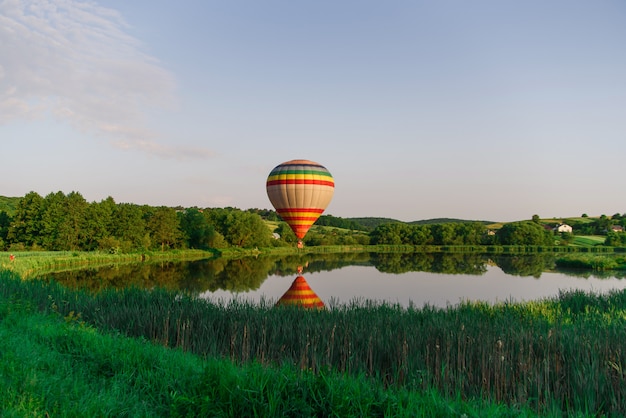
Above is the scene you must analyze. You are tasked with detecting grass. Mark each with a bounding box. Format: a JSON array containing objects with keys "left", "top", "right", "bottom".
[
  {"left": 265, "top": 220, "right": 280, "bottom": 233},
  {"left": 571, "top": 235, "right": 606, "bottom": 247},
  {"left": 2, "top": 268, "right": 626, "bottom": 416},
  {"left": 0, "top": 249, "right": 216, "bottom": 278},
  {"left": 0, "top": 275, "right": 542, "bottom": 417},
  {"left": 555, "top": 253, "right": 626, "bottom": 271}
]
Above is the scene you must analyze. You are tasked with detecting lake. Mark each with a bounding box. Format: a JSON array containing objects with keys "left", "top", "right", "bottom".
[{"left": 47, "top": 252, "right": 626, "bottom": 308}]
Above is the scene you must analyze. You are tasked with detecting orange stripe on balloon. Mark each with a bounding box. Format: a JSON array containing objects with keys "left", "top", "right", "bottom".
[
  {"left": 277, "top": 208, "right": 325, "bottom": 213},
  {"left": 276, "top": 276, "right": 324, "bottom": 309}
]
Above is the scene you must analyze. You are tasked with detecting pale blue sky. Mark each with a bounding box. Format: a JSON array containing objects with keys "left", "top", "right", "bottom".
[{"left": 1, "top": 0, "right": 625, "bottom": 222}]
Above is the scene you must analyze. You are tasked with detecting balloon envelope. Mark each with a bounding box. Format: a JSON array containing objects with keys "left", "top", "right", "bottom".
[
  {"left": 276, "top": 275, "right": 325, "bottom": 309},
  {"left": 266, "top": 159, "right": 334, "bottom": 240}
]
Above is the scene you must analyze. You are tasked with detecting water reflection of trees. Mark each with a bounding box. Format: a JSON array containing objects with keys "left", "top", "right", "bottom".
[
  {"left": 47, "top": 252, "right": 619, "bottom": 294},
  {"left": 47, "top": 253, "right": 374, "bottom": 294},
  {"left": 371, "top": 252, "right": 488, "bottom": 275},
  {"left": 493, "top": 255, "right": 556, "bottom": 278}
]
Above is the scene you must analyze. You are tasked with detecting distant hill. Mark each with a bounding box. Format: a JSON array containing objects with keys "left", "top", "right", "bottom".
[
  {"left": 0, "top": 196, "right": 20, "bottom": 216},
  {"left": 409, "top": 218, "right": 495, "bottom": 225},
  {"left": 346, "top": 217, "right": 403, "bottom": 230},
  {"left": 345, "top": 217, "right": 496, "bottom": 230}
]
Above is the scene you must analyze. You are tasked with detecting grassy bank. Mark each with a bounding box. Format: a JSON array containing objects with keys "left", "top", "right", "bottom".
[
  {"left": 1, "top": 271, "right": 540, "bottom": 417},
  {"left": 1, "top": 270, "right": 625, "bottom": 416},
  {"left": 555, "top": 253, "right": 626, "bottom": 271},
  {"left": 4, "top": 243, "right": 624, "bottom": 280},
  {"left": 0, "top": 249, "right": 216, "bottom": 278}
]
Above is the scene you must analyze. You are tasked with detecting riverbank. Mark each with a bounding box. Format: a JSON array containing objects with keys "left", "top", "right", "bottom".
[
  {"left": 3, "top": 244, "right": 625, "bottom": 280},
  {"left": 555, "top": 253, "right": 626, "bottom": 271},
  {"left": 0, "top": 249, "right": 217, "bottom": 278}
]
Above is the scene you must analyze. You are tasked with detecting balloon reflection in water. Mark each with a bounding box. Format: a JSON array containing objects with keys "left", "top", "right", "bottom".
[{"left": 276, "top": 275, "right": 325, "bottom": 309}]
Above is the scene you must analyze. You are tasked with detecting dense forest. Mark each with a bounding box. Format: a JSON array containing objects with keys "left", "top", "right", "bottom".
[{"left": 0, "top": 193, "right": 625, "bottom": 252}]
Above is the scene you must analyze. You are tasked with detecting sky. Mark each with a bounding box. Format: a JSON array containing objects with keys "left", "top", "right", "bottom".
[{"left": 1, "top": 0, "right": 625, "bottom": 222}]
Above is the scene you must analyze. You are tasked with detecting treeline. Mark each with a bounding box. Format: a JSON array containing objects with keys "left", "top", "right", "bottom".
[
  {"left": 0, "top": 191, "right": 374, "bottom": 253},
  {"left": 1, "top": 192, "right": 625, "bottom": 252},
  {"left": 369, "top": 220, "right": 555, "bottom": 246},
  {"left": 0, "top": 191, "right": 280, "bottom": 252}
]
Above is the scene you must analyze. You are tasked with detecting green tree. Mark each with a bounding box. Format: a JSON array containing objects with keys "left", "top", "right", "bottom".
[
  {"left": 206, "top": 208, "right": 271, "bottom": 248},
  {"left": 275, "top": 222, "right": 297, "bottom": 244},
  {"left": 370, "top": 223, "right": 399, "bottom": 245},
  {"left": 179, "top": 208, "right": 214, "bottom": 249},
  {"left": 224, "top": 210, "right": 271, "bottom": 248},
  {"left": 457, "top": 222, "right": 488, "bottom": 245},
  {"left": 84, "top": 197, "right": 116, "bottom": 251},
  {"left": 39, "top": 191, "right": 66, "bottom": 250},
  {"left": 408, "top": 225, "right": 433, "bottom": 245},
  {"left": 60, "top": 191, "right": 88, "bottom": 250},
  {"left": 558, "top": 232, "right": 574, "bottom": 245},
  {"left": 431, "top": 223, "right": 462, "bottom": 245},
  {"left": 111, "top": 203, "right": 148, "bottom": 251},
  {"left": 7, "top": 191, "right": 44, "bottom": 249},
  {"left": 605, "top": 231, "right": 626, "bottom": 246},
  {"left": 147, "top": 206, "right": 183, "bottom": 251},
  {"left": 495, "top": 221, "right": 554, "bottom": 246},
  {"left": 595, "top": 214, "right": 611, "bottom": 234},
  {"left": 0, "top": 210, "right": 12, "bottom": 250},
  {"left": 32, "top": 191, "right": 89, "bottom": 251}
]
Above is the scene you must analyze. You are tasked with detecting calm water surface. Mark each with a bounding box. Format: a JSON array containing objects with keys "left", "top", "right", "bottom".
[
  {"left": 47, "top": 253, "right": 626, "bottom": 309},
  {"left": 205, "top": 264, "right": 626, "bottom": 308}
]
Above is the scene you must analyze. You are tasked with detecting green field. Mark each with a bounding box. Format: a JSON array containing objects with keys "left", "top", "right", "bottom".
[{"left": 571, "top": 235, "right": 606, "bottom": 246}]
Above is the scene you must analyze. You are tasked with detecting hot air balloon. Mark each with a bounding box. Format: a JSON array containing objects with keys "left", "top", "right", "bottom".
[
  {"left": 266, "top": 159, "right": 334, "bottom": 247},
  {"left": 276, "top": 275, "right": 325, "bottom": 309}
]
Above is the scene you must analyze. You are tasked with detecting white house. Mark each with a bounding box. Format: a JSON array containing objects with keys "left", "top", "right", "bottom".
[{"left": 555, "top": 224, "right": 573, "bottom": 233}]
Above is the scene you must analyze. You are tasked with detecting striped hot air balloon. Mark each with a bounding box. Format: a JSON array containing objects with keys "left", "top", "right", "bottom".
[
  {"left": 266, "top": 159, "right": 334, "bottom": 245},
  {"left": 276, "top": 275, "right": 325, "bottom": 309}
]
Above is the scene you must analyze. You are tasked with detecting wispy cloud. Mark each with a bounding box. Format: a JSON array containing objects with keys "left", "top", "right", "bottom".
[
  {"left": 112, "top": 139, "right": 216, "bottom": 161},
  {"left": 0, "top": 0, "right": 213, "bottom": 160}
]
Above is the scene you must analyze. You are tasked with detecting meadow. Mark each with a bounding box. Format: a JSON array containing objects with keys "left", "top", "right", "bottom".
[
  {"left": 571, "top": 235, "right": 607, "bottom": 247},
  {"left": 2, "top": 264, "right": 626, "bottom": 416}
]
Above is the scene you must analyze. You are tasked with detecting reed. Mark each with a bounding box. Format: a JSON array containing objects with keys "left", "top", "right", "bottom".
[
  {"left": 0, "top": 285, "right": 538, "bottom": 417},
  {"left": 555, "top": 254, "right": 626, "bottom": 271},
  {"left": 0, "top": 250, "right": 215, "bottom": 278},
  {"left": 1, "top": 269, "right": 625, "bottom": 415}
]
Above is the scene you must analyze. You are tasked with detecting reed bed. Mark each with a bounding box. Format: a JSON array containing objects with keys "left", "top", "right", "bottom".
[
  {"left": 0, "top": 293, "right": 540, "bottom": 417},
  {"left": 555, "top": 253, "right": 626, "bottom": 271},
  {"left": 1, "top": 270, "right": 625, "bottom": 415},
  {"left": 0, "top": 250, "right": 215, "bottom": 278}
]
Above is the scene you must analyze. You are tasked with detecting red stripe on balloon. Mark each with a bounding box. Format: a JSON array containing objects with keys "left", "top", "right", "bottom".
[{"left": 266, "top": 179, "right": 334, "bottom": 187}]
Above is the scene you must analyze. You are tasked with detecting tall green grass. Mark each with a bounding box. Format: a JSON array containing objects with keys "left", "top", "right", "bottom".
[
  {"left": 555, "top": 254, "right": 626, "bottom": 271},
  {"left": 0, "top": 250, "right": 215, "bottom": 278},
  {"left": 0, "top": 277, "right": 540, "bottom": 417},
  {"left": 2, "top": 270, "right": 625, "bottom": 415}
]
